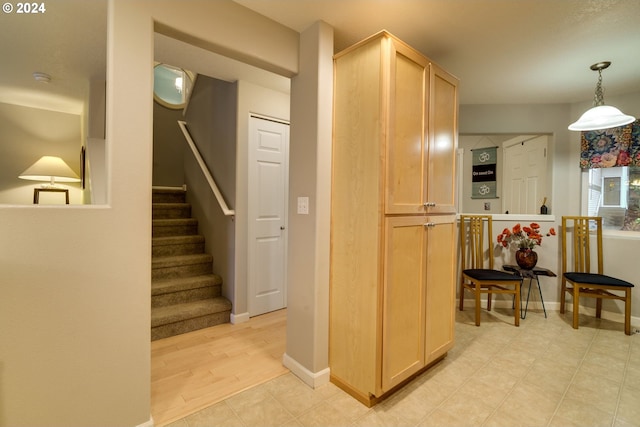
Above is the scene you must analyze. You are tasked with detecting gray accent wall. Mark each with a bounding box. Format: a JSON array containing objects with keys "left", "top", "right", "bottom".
[
  {"left": 183, "top": 75, "right": 237, "bottom": 309},
  {"left": 152, "top": 102, "right": 185, "bottom": 187}
]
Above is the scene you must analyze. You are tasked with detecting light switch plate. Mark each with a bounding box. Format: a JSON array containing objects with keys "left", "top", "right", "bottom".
[{"left": 297, "top": 197, "right": 309, "bottom": 214}]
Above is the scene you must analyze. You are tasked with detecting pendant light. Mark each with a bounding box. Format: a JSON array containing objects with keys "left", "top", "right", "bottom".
[{"left": 568, "top": 61, "right": 635, "bottom": 131}]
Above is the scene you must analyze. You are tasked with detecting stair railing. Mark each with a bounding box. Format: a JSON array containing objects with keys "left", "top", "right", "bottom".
[{"left": 177, "top": 120, "right": 235, "bottom": 218}]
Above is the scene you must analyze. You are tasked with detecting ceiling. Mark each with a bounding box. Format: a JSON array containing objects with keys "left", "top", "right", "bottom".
[
  {"left": 2, "top": 0, "right": 639, "bottom": 115},
  {"left": 233, "top": 0, "right": 640, "bottom": 105},
  {"left": 0, "top": 0, "right": 107, "bottom": 114}
]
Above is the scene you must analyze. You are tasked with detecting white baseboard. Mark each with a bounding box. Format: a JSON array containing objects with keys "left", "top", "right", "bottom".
[
  {"left": 282, "top": 353, "right": 330, "bottom": 389},
  {"left": 459, "top": 298, "right": 640, "bottom": 329},
  {"left": 230, "top": 311, "right": 249, "bottom": 324},
  {"left": 559, "top": 303, "right": 640, "bottom": 329},
  {"left": 151, "top": 185, "right": 186, "bottom": 191},
  {"left": 135, "top": 416, "right": 154, "bottom": 427}
]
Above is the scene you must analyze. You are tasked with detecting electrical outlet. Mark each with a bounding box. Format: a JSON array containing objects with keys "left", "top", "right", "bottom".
[{"left": 297, "top": 197, "right": 309, "bottom": 214}]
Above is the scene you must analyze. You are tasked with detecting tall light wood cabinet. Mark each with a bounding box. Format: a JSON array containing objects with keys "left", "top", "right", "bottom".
[{"left": 329, "top": 31, "right": 458, "bottom": 406}]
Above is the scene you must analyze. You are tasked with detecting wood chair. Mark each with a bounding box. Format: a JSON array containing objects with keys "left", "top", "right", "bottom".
[
  {"left": 459, "top": 215, "right": 522, "bottom": 326},
  {"left": 561, "top": 216, "right": 634, "bottom": 335}
]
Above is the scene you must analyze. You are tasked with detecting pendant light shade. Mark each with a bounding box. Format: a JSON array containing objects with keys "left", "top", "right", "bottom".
[
  {"left": 568, "top": 62, "right": 635, "bottom": 131},
  {"left": 569, "top": 105, "right": 636, "bottom": 131}
]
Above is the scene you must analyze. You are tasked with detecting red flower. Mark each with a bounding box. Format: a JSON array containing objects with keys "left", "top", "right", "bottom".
[{"left": 496, "top": 222, "right": 555, "bottom": 250}]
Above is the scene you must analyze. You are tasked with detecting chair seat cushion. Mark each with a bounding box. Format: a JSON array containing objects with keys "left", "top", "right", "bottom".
[
  {"left": 564, "top": 272, "right": 634, "bottom": 288},
  {"left": 463, "top": 269, "right": 518, "bottom": 281}
]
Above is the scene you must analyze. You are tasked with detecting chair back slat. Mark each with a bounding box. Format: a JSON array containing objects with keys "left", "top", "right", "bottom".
[
  {"left": 460, "top": 215, "right": 493, "bottom": 270},
  {"left": 562, "top": 216, "right": 604, "bottom": 275}
]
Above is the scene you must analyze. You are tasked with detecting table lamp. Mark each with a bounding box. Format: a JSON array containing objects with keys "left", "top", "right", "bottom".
[{"left": 18, "top": 155, "right": 80, "bottom": 187}]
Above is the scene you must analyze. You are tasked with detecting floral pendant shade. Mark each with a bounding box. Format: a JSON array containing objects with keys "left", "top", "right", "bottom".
[{"left": 580, "top": 119, "right": 640, "bottom": 169}]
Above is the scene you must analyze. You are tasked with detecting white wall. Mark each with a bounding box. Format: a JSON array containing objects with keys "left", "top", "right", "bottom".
[
  {"left": 0, "top": 102, "right": 83, "bottom": 205},
  {"left": 459, "top": 92, "right": 640, "bottom": 321},
  {"left": 285, "top": 21, "right": 333, "bottom": 386},
  {"left": 0, "top": 1, "right": 153, "bottom": 426},
  {"left": 235, "top": 80, "right": 290, "bottom": 317},
  {"left": 459, "top": 134, "right": 549, "bottom": 215},
  {"left": 0, "top": 1, "right": 302, "bottom": 426}
]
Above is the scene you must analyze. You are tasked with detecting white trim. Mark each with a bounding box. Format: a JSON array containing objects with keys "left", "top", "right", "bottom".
[
  {"left": 135, "top": 416, "right": 154, "bottom": 427},
  {"left": 250, "top": 112, "right": 290, "bottom": 125},
  {"left": 151, "top": 185, "right": 186, "bottom": 191},
  {"left": 178, "top": 120, "right": 235, "bottom": 217},
  {"left": 458, "top": 213, "right": 556, "bottom": 222},
  {"left": 602, "top": 229, "right": 640, "bottom": 240},
  {"left": 230, "top": 311, "right": 250, "bottom": 324},
  {"left": 559, "top": 304, "right": 640, "bottom": 329},
  {"left": 282, "top": 353, "right": 330, "bottom": 389},
  {"left": 458, "top": 299, "right": 640, "bottom": 329},
  {"left": 456, "top": 148, "right": 464, "bottom": 213}
]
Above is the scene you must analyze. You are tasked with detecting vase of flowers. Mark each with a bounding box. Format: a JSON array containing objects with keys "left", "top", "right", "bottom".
[
  {"left": 497, "top": 222, "right": 555, "bottom": 270},
  {"left": 515, "top": 248, "right": 538, "bottom": 269}
]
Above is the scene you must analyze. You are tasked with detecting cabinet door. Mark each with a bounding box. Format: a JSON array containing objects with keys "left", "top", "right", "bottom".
[
  {"left": 381, "top": 216, "right": 426, "bottom": 393},
  {"left": 424, "top": 215, "right": 456, "bottom": 363},
  {"left": 426, "top": 64, "right": 458, "bottom": 214},
  {"left": 385, "top": 40, "right": 429, "bottom": 215}
]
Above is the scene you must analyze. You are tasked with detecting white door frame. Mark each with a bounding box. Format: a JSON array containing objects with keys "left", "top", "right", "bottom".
[
  {"left": 247, "top": 114, "right": 290, "bottom": 317},
  {"left": 502, "top": 135, "right": 547, "bottom": 214}
]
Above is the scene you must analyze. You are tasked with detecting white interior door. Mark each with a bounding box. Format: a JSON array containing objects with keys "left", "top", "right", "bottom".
[
  {"left": 503, "top": 135, "right": 547, "bottom": 214},
  {"left": 504, "top": 146, "right": 524, "bottom": 213},
  {"left": 248, "top": 116, "right": 289, "bottom": 317}
]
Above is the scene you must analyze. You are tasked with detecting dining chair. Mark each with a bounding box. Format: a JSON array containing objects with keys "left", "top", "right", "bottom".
[
  {"left": 561, "top": 216, "right": 634, "bottom": 335},
  {"left": 459, "top": 215, "right": 522, "bottom": 326}
]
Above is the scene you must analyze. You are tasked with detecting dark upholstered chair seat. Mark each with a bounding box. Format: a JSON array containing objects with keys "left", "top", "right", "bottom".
[
  {"left": 564, "top": 272, "right": 634, "bottom": 288},
  {"left": 464, "top": 269, "right": 518, "bottom": 282}
]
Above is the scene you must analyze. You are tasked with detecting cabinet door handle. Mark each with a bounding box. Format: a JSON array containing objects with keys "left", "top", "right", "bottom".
[
  {"left": 423, "top": 222, "right": 436, "bottom": 228},
  {"left": 423, "top": 202, "right": 436, "bottom": 207}
]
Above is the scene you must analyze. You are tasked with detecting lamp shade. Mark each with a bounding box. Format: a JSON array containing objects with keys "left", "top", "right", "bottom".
[
  {"left": 19, "top": 156, "right": 81, "bottom": 185},
  {"left": 568, "top": 105, "right": 636, "bottom": 131}
]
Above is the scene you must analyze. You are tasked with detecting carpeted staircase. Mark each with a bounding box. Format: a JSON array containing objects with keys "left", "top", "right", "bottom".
[{"left": 151, "top": 188, "right": 231, "bottom": 341}]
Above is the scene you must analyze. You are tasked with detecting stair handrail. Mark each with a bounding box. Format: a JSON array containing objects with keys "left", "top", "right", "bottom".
[{"left": 177, "top": 120, "right": 235, "bottom": 218}]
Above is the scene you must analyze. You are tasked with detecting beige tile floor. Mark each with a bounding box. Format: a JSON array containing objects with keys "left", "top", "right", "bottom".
[{"left": 166, "top": 308, "right": 640, "bottom": 427}]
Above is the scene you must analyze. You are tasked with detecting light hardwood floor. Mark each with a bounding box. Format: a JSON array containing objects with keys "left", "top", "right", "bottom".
[{"left": 151, "top": 309, "right": 288, "bottom": 426}]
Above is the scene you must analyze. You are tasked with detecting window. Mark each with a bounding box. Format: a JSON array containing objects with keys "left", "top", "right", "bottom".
[
  {"left": 153, "top": 63, "right": 194, "bottom": 109},
  {"left": 584, "top": 166, "right": 640, "bottom": 231}
]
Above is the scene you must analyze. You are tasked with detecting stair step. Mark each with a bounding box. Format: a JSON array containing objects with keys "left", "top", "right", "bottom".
[
  {"left": 152, "top": 188, "right": 186, "bottom": 204},
  {"left": 153, "top": 203, "right": 192, "bottom": 220},
  {"left": 152, "top": 274, "right": 222, "bottom": 307},
  {"left": 152, "top": 235, "right": 205, "bottom": 257},
  {"left": 152, "top": 218, "right": 198, "bottom": 237},
  {"left": 150, "top": 187, "right": 232, "bottom": 340},
  {"left": 152, "top": 254, "right": 213, "bottom": 280},
  {"left": 151, "top": 297, "right": 232, "bottom": 341}
]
